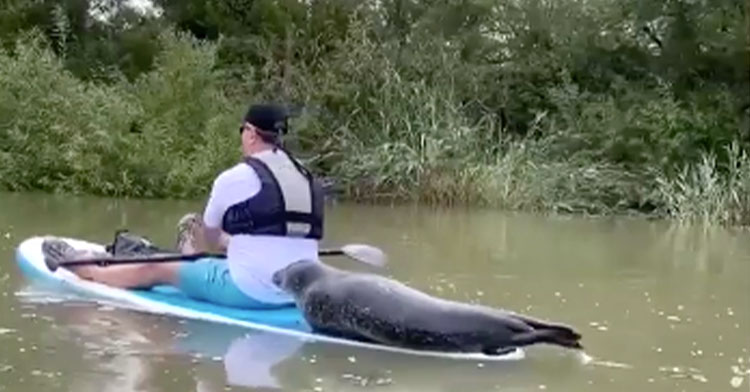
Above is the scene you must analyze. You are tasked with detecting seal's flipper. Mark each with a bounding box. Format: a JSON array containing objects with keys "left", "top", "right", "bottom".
[
  {"left": 510, "top": 314, "right": 582, "bottom": 341},
  {"left": 510, "top": 330, "right": 583, "bottom": 349}
]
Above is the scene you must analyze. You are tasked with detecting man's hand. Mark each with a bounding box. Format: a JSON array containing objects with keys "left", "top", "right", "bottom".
[{"left": 203, "top": 226, "right": 229, "bottom": 253}]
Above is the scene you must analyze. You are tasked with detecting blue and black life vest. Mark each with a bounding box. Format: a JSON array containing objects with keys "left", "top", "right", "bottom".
[{"left": 221, "top": 150, "right": 324, "bottom": 239}]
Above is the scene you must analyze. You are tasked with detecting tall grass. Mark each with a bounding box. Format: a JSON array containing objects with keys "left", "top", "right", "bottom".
[{"left": 656, "top": 143, "right": 750, "bottom": 226}]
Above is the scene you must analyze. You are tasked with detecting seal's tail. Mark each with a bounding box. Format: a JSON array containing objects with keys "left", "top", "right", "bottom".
[{"left": 511, "top": 329, "right": 583, "bottom": 349}]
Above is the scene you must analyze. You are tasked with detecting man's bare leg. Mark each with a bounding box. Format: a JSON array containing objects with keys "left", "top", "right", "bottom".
[
  {"left": 65, "top": 212, "right": 228, "bottom": 290},
  {"left": 69, "top": 261, "right": 181, "bottom": 289},
  {"left": 65, "top": 213, "right": 212, "bottom": 289}
]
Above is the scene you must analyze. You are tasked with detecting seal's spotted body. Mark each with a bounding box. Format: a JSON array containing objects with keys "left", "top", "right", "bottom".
[{"left": 273, "top": 260, "right": 583, "bottom": 355}]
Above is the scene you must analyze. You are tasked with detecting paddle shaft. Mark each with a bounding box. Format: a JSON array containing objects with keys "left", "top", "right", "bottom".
[{"left": 47, "top": 249, "right": 346, "bottom": 270}]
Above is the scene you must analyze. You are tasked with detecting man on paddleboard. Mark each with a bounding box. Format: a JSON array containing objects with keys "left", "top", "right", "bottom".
[{"left": 66, "top": 103, "right": 325, "bottom": 309}]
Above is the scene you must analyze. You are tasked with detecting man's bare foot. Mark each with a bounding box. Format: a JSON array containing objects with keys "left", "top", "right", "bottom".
[
  {"left": 42, "top": 237, "right": 110, "bottom": 278},
  {"left": 175, "top": 212, "right": 204, "bottom": 253}
]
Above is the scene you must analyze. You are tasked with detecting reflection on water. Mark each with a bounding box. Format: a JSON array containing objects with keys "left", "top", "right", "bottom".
[
  {"left": 0, "top": 192, "right": 749, "bottom": 392},
  {"left": 11, "top": 290, "right": 565, "bottom": 392},
  {"left": 14, "top": 290, "right": 304, "bottom": 391}
]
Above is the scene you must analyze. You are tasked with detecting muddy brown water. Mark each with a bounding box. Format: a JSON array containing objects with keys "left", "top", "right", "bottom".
[{"left": 0, "top": 192, "right": 748, "bottom": 392}]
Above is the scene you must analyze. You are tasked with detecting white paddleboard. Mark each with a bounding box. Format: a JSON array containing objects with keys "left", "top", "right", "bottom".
[{"left": 15, "top": 236, "right": 525, "bottom": 362}]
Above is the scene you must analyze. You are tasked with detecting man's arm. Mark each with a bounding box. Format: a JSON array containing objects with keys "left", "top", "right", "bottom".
[
  {"left": 202, "top": 175, "right": 232, "bottom": 253},
  {"left": 200, "top": 165, "right": 261, "bottom": 253}
]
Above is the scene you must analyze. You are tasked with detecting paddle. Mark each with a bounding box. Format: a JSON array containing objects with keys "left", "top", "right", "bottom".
[{"left": 44, "top": 243, "right": 387, "bottom": 272}]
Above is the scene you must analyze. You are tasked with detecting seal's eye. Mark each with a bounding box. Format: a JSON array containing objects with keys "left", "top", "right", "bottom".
[{"left": 272, "top": 270, "right": 283, "bottom": 287}]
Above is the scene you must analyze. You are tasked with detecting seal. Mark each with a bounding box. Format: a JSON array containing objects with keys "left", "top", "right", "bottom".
[{"left": 272, "top": 260, "right": 583, "bottom": 355}]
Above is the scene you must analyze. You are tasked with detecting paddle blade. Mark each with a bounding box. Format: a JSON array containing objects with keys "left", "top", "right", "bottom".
[{"left": 340, "top": 244, "right": 387, "bottom": 267}]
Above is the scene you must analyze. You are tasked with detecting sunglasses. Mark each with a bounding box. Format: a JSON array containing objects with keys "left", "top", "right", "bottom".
[{"left": 239, "top": 123, "right": 250, "bottom": 135}]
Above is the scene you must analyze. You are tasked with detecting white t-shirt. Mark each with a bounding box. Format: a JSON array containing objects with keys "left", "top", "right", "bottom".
[{"left": 202, "top": 151, "right": 319, "bottom": 304}]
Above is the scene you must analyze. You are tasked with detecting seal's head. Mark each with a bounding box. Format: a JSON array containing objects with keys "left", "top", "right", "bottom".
[{"left": 272, "top": 259, "right": 326, "bottom": 296}]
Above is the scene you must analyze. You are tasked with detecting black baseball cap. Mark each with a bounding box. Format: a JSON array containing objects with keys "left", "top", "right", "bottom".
[{"left": 242, "top": 103, "right": 289, "bottom": 134}]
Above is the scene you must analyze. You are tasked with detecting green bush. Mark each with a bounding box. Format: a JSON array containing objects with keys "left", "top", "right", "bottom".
[
  {"left": 0, "top": 31, "right": 136, "bottom": 194},
  {"left": 0, "top": 0, "right": 748, "bottom": 226},
  {"left": 0, "top": 30, "right": 242, "bottom": 198}
]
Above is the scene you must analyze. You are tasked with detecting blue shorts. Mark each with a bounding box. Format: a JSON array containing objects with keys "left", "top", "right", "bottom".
[{"left": 177, "top": 258, "right": 290, "bottom": 310}]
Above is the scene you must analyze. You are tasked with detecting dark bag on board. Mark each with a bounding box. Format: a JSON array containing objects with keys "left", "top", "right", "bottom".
[{"left": 105, "top": 230, "right": 173, "bottom": 256}]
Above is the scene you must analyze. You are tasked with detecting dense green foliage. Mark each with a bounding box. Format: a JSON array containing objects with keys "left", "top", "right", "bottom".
[{"left": 0, "top": 0, "right": 748, "bottom": 225}]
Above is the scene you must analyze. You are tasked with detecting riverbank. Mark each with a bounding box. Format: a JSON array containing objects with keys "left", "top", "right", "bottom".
[{"left": 1, "top": 1, "right": 748, "bottom": 226}]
